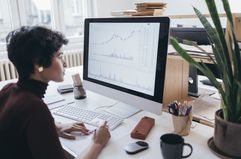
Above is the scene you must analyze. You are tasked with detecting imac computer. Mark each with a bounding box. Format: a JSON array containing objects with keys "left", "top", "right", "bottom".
[{"left": 83, "top": 17, "right": 170, "bottom": 116}]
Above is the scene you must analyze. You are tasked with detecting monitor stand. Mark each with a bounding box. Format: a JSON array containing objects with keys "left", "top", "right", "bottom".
[
  {"left": 104, "top": 102, "right": 141, "bottom": 119},
  {"left": 188, "top": 65, "right": 199, "bottom": 97},
  {"left": 188, "top": 91, "right": 200, "bottom": 97}
]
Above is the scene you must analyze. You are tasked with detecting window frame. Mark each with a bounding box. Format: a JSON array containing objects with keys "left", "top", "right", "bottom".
[{"left": 0, "top": 0, "right": 91, "bottom": 56}]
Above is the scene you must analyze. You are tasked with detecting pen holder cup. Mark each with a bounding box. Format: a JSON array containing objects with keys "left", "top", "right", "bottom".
[{"left": 172, "top": 113, "right": 192, "bottom": 136}]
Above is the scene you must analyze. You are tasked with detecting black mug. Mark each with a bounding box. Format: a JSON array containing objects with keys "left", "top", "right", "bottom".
[{"left": 160, "top": 133, "right": 193, "bottom": 159}]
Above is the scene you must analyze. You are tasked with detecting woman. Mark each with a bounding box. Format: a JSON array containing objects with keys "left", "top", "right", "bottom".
[{"left": 0, "top": 26, "right": 110, "bottom": 159}]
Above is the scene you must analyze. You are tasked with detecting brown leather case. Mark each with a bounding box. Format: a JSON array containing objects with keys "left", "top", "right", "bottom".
[{"left": 131, "top": 116, "right": 155, "bottom": 140}]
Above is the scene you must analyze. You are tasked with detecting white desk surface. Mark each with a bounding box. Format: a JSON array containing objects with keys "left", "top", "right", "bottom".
[
  {"left": 0, "top": 67, "right": 219, "bottom": 159},
  {"left": 53, "top": 94, "right": 218, "bottom": 159}
]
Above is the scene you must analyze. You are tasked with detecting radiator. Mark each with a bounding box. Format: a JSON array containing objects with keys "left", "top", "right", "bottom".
[
  {"left": 0, "top": 49, "right": 83, "bottom": 81},
  {"left": 0, "top": 60, "right": 18, "bottom": 81},
  {"left": 63, "top": 49, "right": 83, "bottom": 68}
]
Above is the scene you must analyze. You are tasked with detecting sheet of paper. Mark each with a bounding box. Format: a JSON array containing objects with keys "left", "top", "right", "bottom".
[
  {"left": 193, "top": 96, "right": 220, "bottom": 122},
  {"left": 43, "top": 95, "right": 74, "bottom": 110},
  {"left": 60, "top": 120, "right": 132, "bottom": 157}
]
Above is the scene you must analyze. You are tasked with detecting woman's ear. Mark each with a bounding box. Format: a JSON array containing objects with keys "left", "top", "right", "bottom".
[
  {"left": 34, "top": 64, "right": 44, "bottom": 73},
  {"left": 38, "top": 66, "right": 44, "bottom": 72}
]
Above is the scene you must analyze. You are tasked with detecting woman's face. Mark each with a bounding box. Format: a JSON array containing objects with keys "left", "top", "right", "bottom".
[{"left": 38, "top": 49, "right": 67, "bottom": 83}]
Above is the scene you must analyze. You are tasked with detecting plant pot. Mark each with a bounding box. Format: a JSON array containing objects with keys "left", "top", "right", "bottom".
[{"left": 214, "top": 109, "right": 241, "bottom": 158}]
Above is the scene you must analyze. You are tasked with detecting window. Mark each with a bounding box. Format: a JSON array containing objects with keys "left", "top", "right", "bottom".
[
  {"left": 23, "top": 0, "right": 52, "bottom": 27},
  {"left": 61, "top": 0, "right": 84, "bottom": 37},
  {"left": 72, "top": 0, "right": 82, "bottom": 16},
  {"left": 0, "top": 0, "right": 12, "bottom": 46},
  {"left": 0, "top": 0, "right": 90, "bottom": 58}
]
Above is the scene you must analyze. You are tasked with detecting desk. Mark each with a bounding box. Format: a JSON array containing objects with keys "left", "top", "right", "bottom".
[
  {"left": 58, "top": 112, "right": 218, "bottom": 159},
  {"left": 0, "top": 67, "right": 219, "bottom": 159},
  {"left": 56, "top": 110, "right": 218, "bottom": 159},
  {"left": 52, "top": 67, "right": 218, "bottom": 158}
]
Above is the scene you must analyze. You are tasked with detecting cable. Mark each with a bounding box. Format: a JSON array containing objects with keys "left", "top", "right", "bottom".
[{"left": 94, "top": 102, "right": 119, "bottom": 111}]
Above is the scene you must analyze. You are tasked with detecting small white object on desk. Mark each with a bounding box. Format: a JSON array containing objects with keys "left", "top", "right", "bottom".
[
  {"left": 43, "top": 95, "right": 65, "bottom": 105},
  {"left": 43, "top": 95, "right": 74, "bottom": 110}
]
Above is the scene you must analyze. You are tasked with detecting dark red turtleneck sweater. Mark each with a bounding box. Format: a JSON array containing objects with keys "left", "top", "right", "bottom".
[{"left": 0, "top": 79, "right": 65, "bottom": 159}]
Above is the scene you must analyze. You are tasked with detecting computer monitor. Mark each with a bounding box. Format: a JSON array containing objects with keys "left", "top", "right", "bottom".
[{"left": 83, "top": 17, "right": 170, "bottom": 115}]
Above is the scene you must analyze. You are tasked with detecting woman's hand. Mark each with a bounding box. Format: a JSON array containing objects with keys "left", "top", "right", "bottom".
[
  {"left": 81, "top": 121, "right": 111, "bottom": 159},
  {"left": 92, "top": 121, "right": 111, "bottom": 147},
  {"left": 56, "top": 122, "right": 89, "bottom": 140}
]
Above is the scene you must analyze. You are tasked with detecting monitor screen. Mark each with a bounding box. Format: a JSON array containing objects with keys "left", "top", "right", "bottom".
[{"left": 83, "top": 17, "right": 170, "bottom": 115}]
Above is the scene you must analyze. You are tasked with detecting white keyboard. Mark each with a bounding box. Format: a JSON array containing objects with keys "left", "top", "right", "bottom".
[{"left": 53, "top": 104, "right": 123, "bottom": 130}]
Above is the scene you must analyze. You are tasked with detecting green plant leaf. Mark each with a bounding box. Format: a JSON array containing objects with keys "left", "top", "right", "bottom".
[
  {"left": 222, "top": 0, "right": 234, "bottom": 27},
  {"left": 221, "top": 0, "right": 241, "bottom": 122},
  {"left": 235, "top": 80, "right": 241, "bottom": 121},
  {"left": 236, "top": 80, "right": 241, "bottom": 88},
  {"left": 222, "top": 0, "right": 241, "bottom": 81},
  {"left": 236, "top": 88, "right": 241, "bottom": 121},
  {"left": 170, "top": 38, "right": 201, "bottom": 67},
  {"left": 170, "top": 37, "right": 224, "bottom": 94},
  {"left": 232, "top": 34, "right": 241, "bottom": 80},
  {"left": 193, "top": 6, "right": 239, "bottom": 121},
  {"left": 206, "top": 0, "right": 228, "bottom": 53},
  {"left": 192, "top": 43, "right": 216, "bottom": 64},
  {"left": 193, "top": 7, "right": 233, "bottom": 87},
  {"left": 238, "top": 116, "right": 241, "bottom": 123},
  {"left": 171, "top": 0, "right": 241, "bottom": 123},
  {"left": 205, "top": 0, "right": 233, "bottom": 74}
]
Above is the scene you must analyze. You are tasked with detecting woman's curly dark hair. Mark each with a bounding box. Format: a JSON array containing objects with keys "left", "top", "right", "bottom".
[{"left": 6, "top": 26, "right": 68, "bottom": 79}]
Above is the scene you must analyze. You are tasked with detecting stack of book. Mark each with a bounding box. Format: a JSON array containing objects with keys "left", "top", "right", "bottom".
[
  {"left": 133, "top": 2, "right": 167, "bottom": 16},
  {"left": 111, "top": 2, "right": 166, "bottom": 17}
]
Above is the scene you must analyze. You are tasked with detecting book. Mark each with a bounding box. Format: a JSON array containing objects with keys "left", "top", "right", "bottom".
[
  {"left": 136, "top": 7, "right": 164, "bottom": 12},
  {"left": 111, "top": 2, "right": 166, "bottom": 17},
  {"left": 134, "top": 2, "right": 166, "bottom": 16},
  {"left": 131, "top": 10, "right": 155, "bottom": 16},
  {"left": 131, "top": 9, "right": 164, "bottom": 16},
  {"left": 135, "top": 2, "right": 167, "bottom": 7},
  {"left": 111, "top": 10, "right": 137, "bottom": 16}
]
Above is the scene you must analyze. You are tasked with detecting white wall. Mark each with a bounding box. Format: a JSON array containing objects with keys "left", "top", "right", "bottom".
[
  {"left": 93, "top": 0, "right": 241, "bottom": 17},
  {"left": 91, "top": 0, "right": 240, "bottom": 27},
  {"left": 91, "top": 0, "right": 133, "bottom": 17},
  {"left": 161, "top": 0, "right": 240, "bottom": 15}
]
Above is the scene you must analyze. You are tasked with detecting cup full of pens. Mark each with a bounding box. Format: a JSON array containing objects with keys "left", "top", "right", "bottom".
[{"left": 168, "top": 101, "right": 193, "bottom": 136}]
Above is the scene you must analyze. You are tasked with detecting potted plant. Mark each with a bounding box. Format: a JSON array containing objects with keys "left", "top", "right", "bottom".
[{"left": 170, "top": 0, "right": 241, "bottom": 158}]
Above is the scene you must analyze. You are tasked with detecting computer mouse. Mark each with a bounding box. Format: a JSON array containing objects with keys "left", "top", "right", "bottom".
[{"left": 124, "top": 141, "right": 149, "bottom": 154}]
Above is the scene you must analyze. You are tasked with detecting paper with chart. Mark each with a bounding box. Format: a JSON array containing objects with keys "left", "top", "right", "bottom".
[{"left": 88, "top": 22, "right": 160, "bottom": 96}]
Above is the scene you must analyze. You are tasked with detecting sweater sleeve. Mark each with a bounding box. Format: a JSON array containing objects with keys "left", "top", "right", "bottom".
[{"left": 25, "top": 102, "right": 66, "bottom": 159}]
